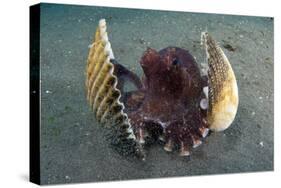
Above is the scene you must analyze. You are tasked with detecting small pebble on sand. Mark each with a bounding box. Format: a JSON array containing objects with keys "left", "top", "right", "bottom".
[{"left": 85, "top": 132, "right": 90, "bottom": 136}]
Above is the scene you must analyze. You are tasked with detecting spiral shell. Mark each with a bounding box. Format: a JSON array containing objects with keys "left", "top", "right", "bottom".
[{"left": 86, "top": 19, "right": 135, "bottom": 140}]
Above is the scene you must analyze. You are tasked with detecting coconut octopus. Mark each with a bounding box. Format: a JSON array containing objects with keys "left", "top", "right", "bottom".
[{"left": 85, "top": 19, "right": 239, "bottom": 159}]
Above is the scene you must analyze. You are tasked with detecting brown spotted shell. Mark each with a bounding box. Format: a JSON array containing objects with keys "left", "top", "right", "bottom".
[{"left": 201, "top": 32, "right": 239, "bottom": 131}]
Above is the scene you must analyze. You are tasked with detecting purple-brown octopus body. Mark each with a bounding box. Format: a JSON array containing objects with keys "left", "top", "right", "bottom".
[
  {"left": 86, "top": 19, "right": 239, "bottom": 159},
  {"left": 118, "top": 47, "right": 209, "bottom": 156}
]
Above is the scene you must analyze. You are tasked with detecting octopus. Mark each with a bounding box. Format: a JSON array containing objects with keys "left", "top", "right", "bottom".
[{"left": 85, "top": 19, "right": 239, "bottom": 159}]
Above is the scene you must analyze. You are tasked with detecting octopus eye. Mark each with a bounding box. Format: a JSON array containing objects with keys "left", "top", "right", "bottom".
[{"left": 172, "top": 58, "right": 180, "bottom": 66}]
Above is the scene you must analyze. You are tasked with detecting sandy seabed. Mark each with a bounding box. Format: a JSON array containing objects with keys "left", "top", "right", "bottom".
[{"left": 39, "top": 3, "right": 274, "bottom": 184}]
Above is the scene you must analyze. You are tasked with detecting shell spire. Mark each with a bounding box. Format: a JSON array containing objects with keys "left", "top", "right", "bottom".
[
  {"left": 86, "top": 19, "right": 136, "bottom": 140},
  {"left": 201, "top": 32, "right": 239, "bottom": 131}
]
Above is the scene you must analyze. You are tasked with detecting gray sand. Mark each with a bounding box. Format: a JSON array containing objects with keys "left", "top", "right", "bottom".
[{"left": 39, "top": 3, "right": 274, "bottom": 185}]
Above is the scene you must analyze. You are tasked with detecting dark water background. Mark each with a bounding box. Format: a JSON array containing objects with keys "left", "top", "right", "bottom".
[{"left": 39, "top": 3, "right": 274, "bottom": 184}]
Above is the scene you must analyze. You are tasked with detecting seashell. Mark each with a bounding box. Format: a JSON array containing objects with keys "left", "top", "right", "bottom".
[
  {"left": 86, "top": 19, "right": 135, "bottom": 140},
  {"left": 201, "top": 32, "right": 239, "bottom": 132}
]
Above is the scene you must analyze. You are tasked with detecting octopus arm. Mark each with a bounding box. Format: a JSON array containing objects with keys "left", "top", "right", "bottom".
[{"left": 111, "top": 60, "right": 143, "bottom": 92}]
